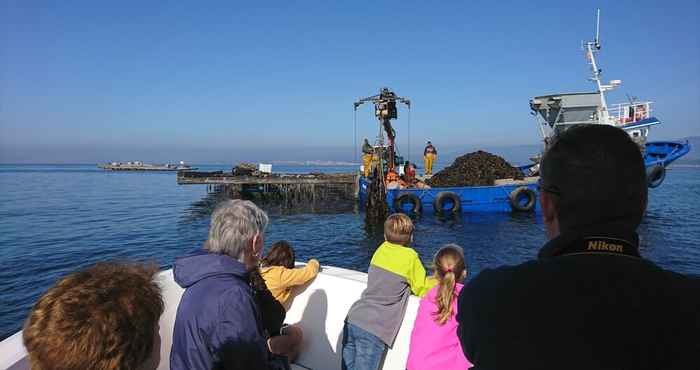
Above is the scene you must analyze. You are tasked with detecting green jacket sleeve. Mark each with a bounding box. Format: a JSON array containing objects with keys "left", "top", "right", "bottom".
[{"left": 407, "top": 254, "right": 437, "bottom": 297}]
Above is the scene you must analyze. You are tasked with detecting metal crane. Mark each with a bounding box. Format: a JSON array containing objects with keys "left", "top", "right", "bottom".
[{"left": 353, "top": 87, "right": 411, "bottom": 175}]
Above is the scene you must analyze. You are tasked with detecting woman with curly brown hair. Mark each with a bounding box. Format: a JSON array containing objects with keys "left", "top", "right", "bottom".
[{"left": 23, "top": 262, "right": 164, "bottom": 370}]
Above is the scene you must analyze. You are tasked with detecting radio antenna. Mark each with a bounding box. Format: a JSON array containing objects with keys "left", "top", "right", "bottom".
[{"left": 595, "top": 9, "right": 601, "bottom": 49}]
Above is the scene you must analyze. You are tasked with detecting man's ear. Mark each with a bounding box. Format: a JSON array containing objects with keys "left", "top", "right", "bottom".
[
  {"left": 249, "top": 233, "right": 257, "bottom": 248},
  {"left": 540, "top": 191, "right": 556, "bottom": 223},
  {"left": 540, "top": 191, "right": 560, "bottom": 239},
  {"left": 250, "top": 232, "right": 261, "bottom": 256}
]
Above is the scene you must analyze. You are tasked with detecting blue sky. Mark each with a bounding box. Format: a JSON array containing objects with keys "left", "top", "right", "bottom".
[{"left": 1, "top": 0, "right": 698, "bottom": 163}]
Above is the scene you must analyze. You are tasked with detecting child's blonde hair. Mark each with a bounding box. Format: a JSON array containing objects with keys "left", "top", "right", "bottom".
[
  {"left": 384, "top": 213, "right": 414, "bottom": 246},
  {"left": 432, "top": 244, "right": 466, "bottom": 325}
]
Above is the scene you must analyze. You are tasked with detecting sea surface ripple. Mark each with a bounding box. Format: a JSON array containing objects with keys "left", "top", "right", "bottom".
[{"left": 1, "top": 164, "right": 698, "bottom": 339}]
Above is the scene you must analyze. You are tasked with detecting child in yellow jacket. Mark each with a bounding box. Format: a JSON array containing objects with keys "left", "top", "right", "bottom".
[{"left": 260, "top": 240, "right": 320, "bottom": 311}]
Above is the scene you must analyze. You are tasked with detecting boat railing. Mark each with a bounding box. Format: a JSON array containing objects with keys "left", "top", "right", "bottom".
[{"left": 609, "top": 101, "right": 652, "bottom": 125}]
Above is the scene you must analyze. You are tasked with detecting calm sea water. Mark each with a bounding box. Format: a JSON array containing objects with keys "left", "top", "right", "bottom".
[{"left": 1, "top": 164, "right": 699, "bottom": 339}]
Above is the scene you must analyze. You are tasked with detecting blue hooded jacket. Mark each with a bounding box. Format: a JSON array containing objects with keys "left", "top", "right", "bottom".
[{"left": 170, "top": 250, "right": 270, "bottom": 370}]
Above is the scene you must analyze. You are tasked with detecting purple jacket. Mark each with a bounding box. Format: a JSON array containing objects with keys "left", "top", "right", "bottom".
[{"left": 170, "top": 250, "right": 269, "bottom": 370}]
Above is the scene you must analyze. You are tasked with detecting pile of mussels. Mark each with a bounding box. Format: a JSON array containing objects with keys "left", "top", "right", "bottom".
[{"left": 428, "top": 150, "right": 524, "bottom": 187}]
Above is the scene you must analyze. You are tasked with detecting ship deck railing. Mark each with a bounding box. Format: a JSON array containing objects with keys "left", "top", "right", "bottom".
[{"left": 609, "top": 101, "right": 653, "bottom": 125}]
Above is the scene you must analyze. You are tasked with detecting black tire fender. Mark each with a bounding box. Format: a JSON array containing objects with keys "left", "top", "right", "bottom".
[
  {"left": 647, "top": 165, "right": 666, "bottom": 188},
  {"left": 433, "top": 191, "right": 462, "bottom": 214},
  {"left": 393, "top": 193, "right": 422, "bottom": 214},
  {"left": 509, "top": 186, "right": 537, "bottom": 212}
]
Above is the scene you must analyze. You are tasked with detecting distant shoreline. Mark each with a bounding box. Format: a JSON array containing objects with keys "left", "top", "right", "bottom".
[
  {"left": 0, "top": 162, "right": 360, "bottom": 167},
  {"left": 1, "top": 162, "right": 696, "bottom": 168},
  {"left": 271, "top": 161, "right": 358, "bottom": 166}
]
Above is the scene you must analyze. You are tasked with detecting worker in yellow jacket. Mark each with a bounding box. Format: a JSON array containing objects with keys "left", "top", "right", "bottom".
[
  {"left": 260, "top": 241, "right": 320, "bottom": 311},
  {"left": 424, "top": 141, "right": 437, "bottom": 176},
  {"left": 362, "top": 138, "right": 374, "bottom": 177}
]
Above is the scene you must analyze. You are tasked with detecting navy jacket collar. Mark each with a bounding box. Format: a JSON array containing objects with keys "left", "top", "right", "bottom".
[
  {"left": 538, "top": 224, "right": 640, "bottom": 259},
  {"left": 173, "top": 249, "right": 250, "bottom": 288}
]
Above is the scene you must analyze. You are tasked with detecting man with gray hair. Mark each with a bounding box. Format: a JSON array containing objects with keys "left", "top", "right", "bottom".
[{"left": 171, "top": 199, "right": 272, "bottom": 370}]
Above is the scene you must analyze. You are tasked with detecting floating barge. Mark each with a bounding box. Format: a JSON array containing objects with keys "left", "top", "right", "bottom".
[
  {"left": 177, "top": 171, "right": 359, "bottom": 204},
  {"left": 98, "top": 161, "right": 197, "bottom": 172}
]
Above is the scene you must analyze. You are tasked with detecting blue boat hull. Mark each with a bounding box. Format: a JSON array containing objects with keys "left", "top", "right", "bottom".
[
  {"left": 358, "top": 140, "right": 690, "bottom": 214},
  {"left": 643, "top": 140, "right": 691, "bottom": 188},
  {"left": 358, "top": 177, "right": 541, "bottom": 214},
  {"left": 644, "top": 140, "right": 691, "bottom": 167}
]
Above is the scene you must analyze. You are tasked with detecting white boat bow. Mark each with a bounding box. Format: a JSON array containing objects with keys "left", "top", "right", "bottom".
[{"left": 0, "top": 264, "right": 420, "bottom": 370}]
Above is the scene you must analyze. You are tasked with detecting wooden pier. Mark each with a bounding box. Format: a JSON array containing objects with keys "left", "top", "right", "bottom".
[{"left": 177, "top": 171, "right": 360, "bottom": 206}]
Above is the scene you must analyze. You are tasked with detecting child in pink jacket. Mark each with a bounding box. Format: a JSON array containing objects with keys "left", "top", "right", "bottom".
[{"left": 406, "top": 244, "right": 473, "bottom": 370}]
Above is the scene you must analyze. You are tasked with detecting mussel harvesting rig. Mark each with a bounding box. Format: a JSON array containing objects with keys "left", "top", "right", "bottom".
[{"left": 353, "top": 87, "right": 411, "bottom": 225}]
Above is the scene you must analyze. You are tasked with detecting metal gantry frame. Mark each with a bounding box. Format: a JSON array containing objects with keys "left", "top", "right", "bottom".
[{"left": 353, "top": 87, "right": 411, "bottom": 175}]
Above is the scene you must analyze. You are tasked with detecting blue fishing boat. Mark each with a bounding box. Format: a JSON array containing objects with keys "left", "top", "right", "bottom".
[
  {"left": 357, "top": 10, "right": 690, "bottom": 216},
  {"left": 528, "top": 10, "right": 690, "bottom": 187}
]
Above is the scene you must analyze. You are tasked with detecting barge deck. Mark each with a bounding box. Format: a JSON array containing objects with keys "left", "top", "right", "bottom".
[
  {"left": 177, "top": 171, "right": 357, "bottom": 185},
  {"left": 177, "top": 171, "right": 360, "bottom": 204}
]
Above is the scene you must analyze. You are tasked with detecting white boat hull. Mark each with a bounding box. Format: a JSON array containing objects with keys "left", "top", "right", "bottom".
[{"left": 0, "top": 264, "right": 421, "bottom": 370}]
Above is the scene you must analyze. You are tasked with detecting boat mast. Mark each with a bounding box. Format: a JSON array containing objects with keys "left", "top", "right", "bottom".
[{"left": 586, "top": 9, "right": 610, "bottom": 125}]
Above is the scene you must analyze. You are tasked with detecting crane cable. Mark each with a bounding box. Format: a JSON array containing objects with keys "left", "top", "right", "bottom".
[
  {"left": 407, "top": 105, "right": 411, "bottom": 164},
  {"left": 353, "top": 108, "right": 358, "bottom": 164}
]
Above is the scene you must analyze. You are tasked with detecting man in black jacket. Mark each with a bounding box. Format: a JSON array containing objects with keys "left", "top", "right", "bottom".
[{"left": 457, "top": 125, "right": 699, "bottom": 370}]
